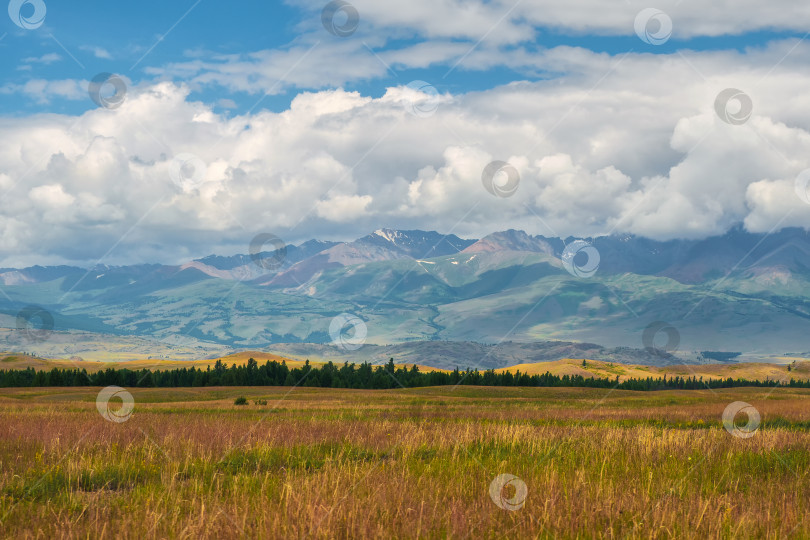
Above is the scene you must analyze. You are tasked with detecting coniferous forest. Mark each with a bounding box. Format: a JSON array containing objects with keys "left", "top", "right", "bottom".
[{"left": 0, "top": 358, "right": 801, "bottom": 390}]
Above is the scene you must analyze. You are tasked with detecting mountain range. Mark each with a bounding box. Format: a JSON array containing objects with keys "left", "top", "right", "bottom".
[{"left": 2, "top": 226, "right": 810, "bottom": 367}]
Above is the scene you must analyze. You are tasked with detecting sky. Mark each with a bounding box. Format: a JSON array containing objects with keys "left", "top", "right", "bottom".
[{"left": 2, "top": 0, "right": 810, "bottom": 267}]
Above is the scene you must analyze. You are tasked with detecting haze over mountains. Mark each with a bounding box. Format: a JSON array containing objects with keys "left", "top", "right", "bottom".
[{"left": 2, "top": 226, "right": 810, "bottom": 367}]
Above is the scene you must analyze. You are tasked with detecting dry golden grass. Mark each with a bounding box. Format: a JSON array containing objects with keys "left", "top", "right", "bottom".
[
  {"left": 499, "top": 358, "right": 810, "bottom": 382},
  {"left": 1, "top": 385, "right": 809, "bottom": 538}
]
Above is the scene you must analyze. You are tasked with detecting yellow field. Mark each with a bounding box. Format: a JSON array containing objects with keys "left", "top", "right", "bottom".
[
  {"left": 1, "top": 385, "right": 809, "bottom": 538},
  {"left": 498, "top": 357, "right": 810, "bottom": 382}
]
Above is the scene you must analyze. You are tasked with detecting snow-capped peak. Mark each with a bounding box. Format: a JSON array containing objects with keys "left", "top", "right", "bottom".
[{"left": 373, "top": 228, "right": 403, "bottom": 244}]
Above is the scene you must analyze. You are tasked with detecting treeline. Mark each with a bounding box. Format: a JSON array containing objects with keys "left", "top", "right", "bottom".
[
  {"left": 0, "top": 358, "right": 805, "bottom": 390},
  {"left": 700, "top": 351, "right": 742, "bottom": 362}
]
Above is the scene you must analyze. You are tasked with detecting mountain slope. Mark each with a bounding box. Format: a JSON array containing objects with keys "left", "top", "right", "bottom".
[
  {"left": 263, "top": 229, "right": 476, "bottom": 286},
  {"left": 3, "top": 227, "right": 810, "bottom": 365}
]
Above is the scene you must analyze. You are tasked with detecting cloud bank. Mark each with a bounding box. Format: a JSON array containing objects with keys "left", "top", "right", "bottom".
[{"left": 2, "top": 42, "right": 810, "bottom": 266}]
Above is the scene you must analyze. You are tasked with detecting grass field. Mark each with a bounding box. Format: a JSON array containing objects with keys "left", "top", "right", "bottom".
[
  {"left": 1, "top": 384, "right": 809, "bottom": 539},
  {"left": 498, "top": 358, "right": 810, "bottom": 382}
]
